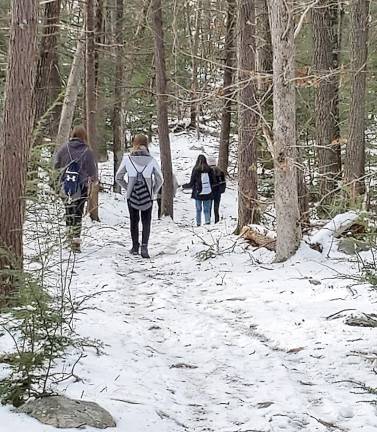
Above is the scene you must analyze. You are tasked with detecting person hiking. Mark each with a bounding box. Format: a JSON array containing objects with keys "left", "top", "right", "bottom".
[
  {"left": 207, "top": 156, "right": 226, "bottom": 223},
  {"left": 54, "top": 125, "right": 98, "bottom": 252},
  {"left": 156, "top": 174, "right": 179, "bottom": 219},
  {"left": 115, "top": 134, "right": 163, "bottom": 258},
  {"left": 182, "top": 154, "right": 215, "bottom": 226}
]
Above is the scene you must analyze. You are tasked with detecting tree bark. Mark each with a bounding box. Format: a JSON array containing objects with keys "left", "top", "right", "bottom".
[
  {"left": 186, "top": 1, "right": 202, "bottom": 132},
  {"left": 256, "top": 0, "right": 272, "bottom": 94},
  {"left": 55, "top": 30, "right": 85, "bottom": 149},
  {"left": 345, "top": 0, "right": 369, "bottom": 201},
  {"left": 33, "top": 0, "right": 61, "bottom": 144},
  {"left": 312, "top": 0, "right": 341, "bottom": 210},
  {"left": 0, "top": 0, "right": 38, "bottom": 291},
  {"left": 236, "top": 0, "right": 259, "bottom": 233},
  {"left": 256, "top": 0, "right": 273, "bottom": 170},
  {"left": 86, "top": 0, "right": 100, "bottom": 221},
  {"left": 112, "top": 0, "right": 124, "bottom": 193},
  {"left": 269, "top": 0, "right": 301, "bottom": 262},
  {"left": 151, "top": 0, "right": 174, "bottom": 218},
  {"left": 218, "top": 0, "right": 236, "bottom": 174}
]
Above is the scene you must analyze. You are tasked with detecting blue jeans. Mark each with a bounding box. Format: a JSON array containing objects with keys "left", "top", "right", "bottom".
[{"left": 195, "top": 199, "right": 212, "bottom": 225}]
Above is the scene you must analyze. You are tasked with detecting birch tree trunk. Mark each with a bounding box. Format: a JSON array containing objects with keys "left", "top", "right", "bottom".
[
  {"left": 218, "top": 0, "right": 236, "bottom": 174},
  {"left": 236, "top": 0, "right": 259, "bottom": 233},
  {"left": 55, "top": 30, "right": 85, "bottom": 149},
  {"left": 151, "top": 0, "right": 174, "bottom": 218},
  {"left": 0, "top": 0, "right": 38, "bottom": 293},
  {"left": 112, "top": 0, "right": 124, "bottom": 193},
  {"left": 345, "top": 0, "right": 369, "bottom": 201},
  {"left": 86, "top": 0, "right": 100, "bottom": 221},
  {"left": 269, "top": 0, "right": 301, "bottom": 262},
  {"left": 312, "top": 0, "right": 341, "bottom": 211}
]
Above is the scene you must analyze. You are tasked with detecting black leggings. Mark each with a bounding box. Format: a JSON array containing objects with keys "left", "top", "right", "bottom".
[
  {"left": 213, "top": 193, "right": 221, "bottom": 223},
  {"left": 128, "top": 201, "right": 153, "bottom": 247}
]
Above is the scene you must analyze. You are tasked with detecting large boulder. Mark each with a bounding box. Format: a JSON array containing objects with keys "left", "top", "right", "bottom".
[{"left": 19, "top": 395, "right": 116, "bottom": 429}]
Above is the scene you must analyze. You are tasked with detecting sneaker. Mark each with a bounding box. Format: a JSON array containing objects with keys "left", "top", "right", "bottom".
[{"left": 140, "top": 244, "right": 150, "bottom": 259}]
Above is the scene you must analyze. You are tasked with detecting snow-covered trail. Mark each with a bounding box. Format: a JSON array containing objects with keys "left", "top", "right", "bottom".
[{"left": 1, "top": 133, "right": 377, "bottom": 432}]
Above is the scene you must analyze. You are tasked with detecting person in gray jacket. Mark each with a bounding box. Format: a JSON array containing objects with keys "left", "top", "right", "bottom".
[{"left": 115, "top": 134, "right": 163, "bottom": 258}]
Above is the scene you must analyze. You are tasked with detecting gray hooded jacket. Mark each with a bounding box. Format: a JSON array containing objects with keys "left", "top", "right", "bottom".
[{"left": 115, "top": 148, "right": 163, "bottom": 202}]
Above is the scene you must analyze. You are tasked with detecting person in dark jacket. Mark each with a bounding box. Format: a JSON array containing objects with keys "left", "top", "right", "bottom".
[
  {"left": 207, "top": 157, "right": 226, "bottom": 223},
  {"left": 115, "top": 134, "right": 163, "bottom": 258},
  {"left": 182, "top": 154, "right": 215, "bottom": 226},
  {"left": 54, "top": 125, "right": 98, "bottom": 252}
]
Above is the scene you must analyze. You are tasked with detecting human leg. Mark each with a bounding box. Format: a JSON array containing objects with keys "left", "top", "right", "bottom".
[
  {"left": 203, "top": 200, "right": 212, "bottom": 224},
  {"left": 195, "top": 200, "right": 202, "bottom": 226},
  {"left": 213, "top": 194, "right": 221, "bottom": 223},
  {"left": 128, "top": 201, "right": 140, "bottom": 253}
]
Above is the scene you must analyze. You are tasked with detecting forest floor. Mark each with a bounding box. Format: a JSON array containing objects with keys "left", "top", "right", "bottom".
[{"left": 1, "top": 133, "right": 377, "bottom": 432}]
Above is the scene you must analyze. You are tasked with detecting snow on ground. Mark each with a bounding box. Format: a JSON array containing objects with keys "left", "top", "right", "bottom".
[{"left": 1, "top": 133, "right": 377, "bottom": 431}]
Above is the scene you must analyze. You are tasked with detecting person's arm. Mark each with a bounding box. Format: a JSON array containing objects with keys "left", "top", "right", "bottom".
[
  {"left": 152, "top": 159, "right": 164, "bottom": 196},
  {"left": 115, "top": 155, "right": 129, "bottom": 191},
  {"left": 182, "top": 168, "right": 196, "bottom": 189}
]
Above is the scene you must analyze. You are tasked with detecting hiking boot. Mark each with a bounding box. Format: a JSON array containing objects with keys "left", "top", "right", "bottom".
[
  {"left": 71, "top": 238, "right": 81, "bottom": 253},
  {"left": 129, "top": 245, "right": 139, "bottom": 255},
  {"left": 140, "top": 244, "right": 150, "bottom": 259}
]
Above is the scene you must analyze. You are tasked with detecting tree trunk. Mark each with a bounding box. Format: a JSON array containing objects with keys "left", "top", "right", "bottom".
[
  {"left": 33, "top": 0, "right": 61, "bottom": 144},
  {"left": 55, "top": 30, "right": 85, "bottom": 149},
  {"left": 256, "top": 0, "right": 272, "bottom": 94},
  {"left": 345, "top": 0, "right": 369, "bottom": 201},
  {"left": 269, "top": 0, "right": 301, "bottom": 262},
  {"left": 256, "top": 0, "right": 273, "bottom": 170},
  {"left": 151, "top": 0, "right": 174, "bottom": 218},
  {"left": 331, "top": 1, "right": 344, "bottom": 169},
  {"left": 112, "top": 0, "right": 124, "bottom": 193},
  {"left": 312, "top": 0, "right": 341, "bottom": 211},
  {"left": 0, "top": 0, "right": 38, "bottom": 293},
  {"left": 218, "top": 0, "right": 236, "bottom": 174},
  {"left": 236, "top": 0, "right": 259, "bottom": 233},
  {"left": 186, "top": 1, "right": 201, "bottom": 131},
  {"left": 86, "top": 0, "right": 100, "bottom": 221}
]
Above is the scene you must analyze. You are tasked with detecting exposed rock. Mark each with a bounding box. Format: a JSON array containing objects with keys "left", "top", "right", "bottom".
[
  {"left": 337, "top": 237, "right": 369, "bottom": 255},
  {"left": 19, "top": 395, "right": 116, "bottom": 429}
]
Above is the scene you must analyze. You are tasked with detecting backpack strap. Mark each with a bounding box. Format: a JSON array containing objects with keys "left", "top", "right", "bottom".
[{"left": 129, "top": 156, "right": 149, "bottom": 175}]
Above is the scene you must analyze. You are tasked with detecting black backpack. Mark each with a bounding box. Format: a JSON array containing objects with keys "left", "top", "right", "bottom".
[
  {"left": 128, "top": 158, "right": 152, "bottom": 210},
  {"left": 61, "top": 147, "right": 83, "bottom": 203}
]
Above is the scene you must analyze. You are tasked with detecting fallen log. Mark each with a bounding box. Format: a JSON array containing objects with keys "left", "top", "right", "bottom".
[
  {"left": 240, "top": 225, "right": 276, "bottom": 251},
  {"left": 309, "top": 211, "right": 362, "bottom": 253}
]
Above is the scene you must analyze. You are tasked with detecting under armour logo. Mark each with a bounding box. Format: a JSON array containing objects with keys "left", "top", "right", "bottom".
[{"left": 66, "top": 175, "right": 77, "bottom": 182}]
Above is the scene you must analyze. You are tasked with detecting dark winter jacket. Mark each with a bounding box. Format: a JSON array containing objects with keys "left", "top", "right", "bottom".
[
  {"left": 210, "top": 166, "right": 226, "bottom": 198},
  {"left": 182, "top": 168, "right": 215, "bottom": 201},
  {"left": 54, "top": 138, "right": 98, "bottom": 186}
]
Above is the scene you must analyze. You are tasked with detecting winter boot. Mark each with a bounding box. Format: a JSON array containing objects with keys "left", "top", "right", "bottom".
[
  {"left": 71, "top": 238, "right": 81, "bottom": 253},
  {"left": 129, "top": 244, "right": 139, "bottom": 255},
  {"left": 140, "top": 244, "right": 150, "bottom": 259}
]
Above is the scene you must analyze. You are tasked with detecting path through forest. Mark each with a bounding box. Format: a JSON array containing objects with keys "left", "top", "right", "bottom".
[{"left": 1, "top": 134, "right": 377, "bottom": 432}]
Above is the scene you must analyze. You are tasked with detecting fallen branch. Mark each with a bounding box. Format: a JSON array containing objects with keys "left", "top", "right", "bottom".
[{"left": 240, "top": 225, "right": 276, "bottom": 251}]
